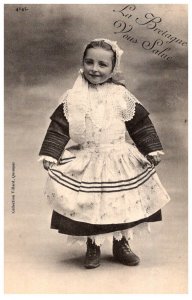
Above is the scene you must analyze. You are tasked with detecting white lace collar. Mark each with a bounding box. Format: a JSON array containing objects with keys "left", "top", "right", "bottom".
[{"left": 62, "top": 72, "right": 140, "bottom": 144}]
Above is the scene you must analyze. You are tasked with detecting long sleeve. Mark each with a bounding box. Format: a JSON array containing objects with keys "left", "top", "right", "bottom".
[
  {"left": 125, "top": 103, "right": 163, "bottom": 156},
  {"left": 39, "top": 103, "right": 70, "bottom": 160}
]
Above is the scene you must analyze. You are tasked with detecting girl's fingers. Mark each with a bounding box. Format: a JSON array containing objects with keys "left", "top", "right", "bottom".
[
  {"left": 153, "top": 155, "right": 161, "bottom": 166},
  {"left": 43, "top": 160, "right": 54, "bottom": 170},
  {"left": 146, "top": 155, "right": 161, "bottom": 166},
  {"left": 43, "top": 161, "right": 49, "bottom": 170}
]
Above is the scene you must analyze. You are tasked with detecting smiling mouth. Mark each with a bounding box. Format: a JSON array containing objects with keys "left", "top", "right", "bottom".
[{"left": 89, "top": 74, "right": 101, "bottom": 77}]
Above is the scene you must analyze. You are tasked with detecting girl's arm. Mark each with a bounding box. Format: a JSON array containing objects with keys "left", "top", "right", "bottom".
[
  {"left": 39, "top": 104, "right": 70, "bottom": 162},
  {"left": 125, "top": 103, "right": 163, "bottom": 158}
]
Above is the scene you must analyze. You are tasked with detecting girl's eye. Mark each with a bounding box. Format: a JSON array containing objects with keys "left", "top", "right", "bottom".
[
  {"left": 99, "top": 63, "right": 108, "bottom": 68},
  {"left": 85, "top": 60, "right": 93, "bottom": 65}
]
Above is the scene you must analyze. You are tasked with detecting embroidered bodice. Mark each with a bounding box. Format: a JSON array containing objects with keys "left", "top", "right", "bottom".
[{"left": 63, "top": 82, "right": 140, "bottom": 146}]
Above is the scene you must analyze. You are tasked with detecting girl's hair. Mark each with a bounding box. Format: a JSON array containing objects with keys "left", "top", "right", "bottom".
[{"left": 83, "top": 40, "right": 116, "bottom": 70}]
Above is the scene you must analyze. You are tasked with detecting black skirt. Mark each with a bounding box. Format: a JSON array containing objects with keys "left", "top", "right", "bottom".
[{"left": 50, "top": 210, "right": 162, "bottom": 236}]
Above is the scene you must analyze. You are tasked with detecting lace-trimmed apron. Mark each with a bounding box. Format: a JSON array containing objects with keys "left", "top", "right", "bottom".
[{"left": 45, "top": 83, "right": 170, "bottom": 228}]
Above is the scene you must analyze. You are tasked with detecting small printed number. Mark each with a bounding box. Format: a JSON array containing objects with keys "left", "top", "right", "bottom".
[{"left": 16, "top": 7, "right": 29, "bottom": 12}]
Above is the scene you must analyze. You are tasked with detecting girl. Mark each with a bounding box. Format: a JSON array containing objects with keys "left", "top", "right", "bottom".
[{"left": 39, "top": 38, "right": 170, "bottom": 269}]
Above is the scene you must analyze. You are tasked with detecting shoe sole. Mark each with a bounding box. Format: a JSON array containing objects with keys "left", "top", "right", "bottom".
[
  {"left": 113, "top": 256, "right": 140, "bottom": 266},
  {"left": 84, "top": 263, "right": 100, "bottom": 269},
  {"left": 123, "top": 260, "right": 140, "bottom": 266}
]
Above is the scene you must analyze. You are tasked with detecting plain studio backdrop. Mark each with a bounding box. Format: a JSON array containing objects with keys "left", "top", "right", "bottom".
[{"left": 4, "top": 4, "right": 188, "bottom": 293}]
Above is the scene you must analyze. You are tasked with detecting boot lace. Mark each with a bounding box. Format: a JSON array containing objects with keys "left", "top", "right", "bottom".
[
  {"left": 117, "top": 238, "right": 132, "bottom": 253},
  {"left": 87, "top": 247, "right": 97, "bottom": 257},
  {"left": 86, "top": 240, "right": 99, "bottom": 257}
]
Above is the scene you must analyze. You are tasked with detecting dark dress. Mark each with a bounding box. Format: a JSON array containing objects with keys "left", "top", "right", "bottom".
[{"left": 39, "top": 102, "right": 164, "bottom": 236}]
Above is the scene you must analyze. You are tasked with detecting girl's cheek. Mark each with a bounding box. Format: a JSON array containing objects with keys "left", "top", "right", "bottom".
[{"left": 84, "top": 65, "right": 91, "bottom": 71}]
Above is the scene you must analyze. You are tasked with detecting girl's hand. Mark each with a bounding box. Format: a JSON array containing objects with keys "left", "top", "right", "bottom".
[
  {"left": 146, "top": 154, "right": 161, "bottom": 166},
  {"left": 43, "top": 159, "right": 55, "bottom": 170}
]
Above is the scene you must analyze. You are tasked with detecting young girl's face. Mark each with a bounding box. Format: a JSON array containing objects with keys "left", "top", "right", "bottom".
[{"left": 83, "top": 47, "right": 114, "bottom": 84}]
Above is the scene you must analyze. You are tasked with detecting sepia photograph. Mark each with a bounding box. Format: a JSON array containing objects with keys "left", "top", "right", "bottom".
[{"left": 4, "top": 2, "right": 188, "bottom": 294}]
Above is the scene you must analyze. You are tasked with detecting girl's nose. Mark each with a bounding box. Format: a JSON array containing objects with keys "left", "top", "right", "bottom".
[{"left": 92, "top": 63, "right": 99, "bottom": 72}]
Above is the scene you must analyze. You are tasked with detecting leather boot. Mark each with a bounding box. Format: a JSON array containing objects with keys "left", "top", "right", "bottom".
[
  {"left": 84, "top": 238, "right": 101, "bottom": 269},
  {"left": 113, "top": 236, "right": 140, "bottom": 266}
]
